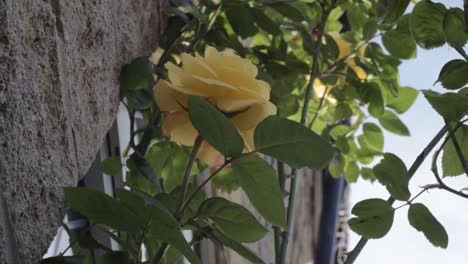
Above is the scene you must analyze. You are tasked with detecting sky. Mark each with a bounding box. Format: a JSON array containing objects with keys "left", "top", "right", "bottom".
[{"left": 348, "top": 1, "right": 468, "bottom": 263}]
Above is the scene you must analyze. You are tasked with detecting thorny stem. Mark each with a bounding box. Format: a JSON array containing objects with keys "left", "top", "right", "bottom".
[
  {"left": 274, "top": 161, "right": 286, "bottom": 263},
  {"left": 345, "top": 119, "right": 468, "bottom": 264},
  {"left": 180, "top": 161, "right": 229, "bottom": 213},
  {"left": 279, "top": 3, "right": 333, "bottom": 263},
  {"left": 175, "top": 136, "right": 203, "bottom": 218},
  {"left": 309, "top": 85, "right": 331, "bottom": 128},
  {"left": 154, "top": 137, "right": 203, "bottom": 264}
]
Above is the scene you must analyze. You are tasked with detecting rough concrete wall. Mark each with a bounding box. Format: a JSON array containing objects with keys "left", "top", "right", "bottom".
[{"left": 0, "top": 0, "right": 164, "bottom": 263}]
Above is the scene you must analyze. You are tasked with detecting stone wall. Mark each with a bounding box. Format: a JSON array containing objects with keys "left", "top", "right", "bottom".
[{"left": 0, "top": 0, "right": 164, "bottom": 262}]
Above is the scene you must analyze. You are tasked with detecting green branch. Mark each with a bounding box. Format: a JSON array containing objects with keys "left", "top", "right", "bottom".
[
  {"left": 344, "top": 124, "right": 449, "bottom": 264},
  {"left": 345, "top": 119, "right": 468, "bottom": 264},
  {"left": 279, "top": 3, "right": 333, "bottom": 263},
  {"left": 154, "top": 136, "right": 203, "bottom": 264}
]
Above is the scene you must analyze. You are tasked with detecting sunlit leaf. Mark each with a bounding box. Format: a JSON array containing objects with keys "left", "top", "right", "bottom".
[
  {"left": 373, "top": 153, "right": 411, "bottom": 201},
  {"left": 188, "top": 96, "right": 244, "bottom": 158},
  {"left": 410, "top": 0, "right": 447, "bottom": 49},
  {"left": 437, "top": 59, "right": 468, "bottom": 90},
  {"left": 254, "top": 116, "right": 335, "bottom": 169},
  {"left": 378, "top": 110, "right": 410, "bottom": 136},
  {"left": 408, "top": 203, "right": 448, "bottom": 248},
  {"left": 423, "top": 90, "right": 468, "bottom": 121},
  {"left": 198, "top": 197, "right": 268, "bottom": 243},
  {"left": 232, "top": 155, "right": 286, "bottom": 227},
  {"left": 348, "top": 198, "right": 395, "bottom": 238}
]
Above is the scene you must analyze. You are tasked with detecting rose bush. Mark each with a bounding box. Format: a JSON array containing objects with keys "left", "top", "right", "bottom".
[
  {"left": 154, "top": 46, "right": 276, "bottom": 167},
  {"left": 314, "top": 32, "right": 368, "bottom": 101}
]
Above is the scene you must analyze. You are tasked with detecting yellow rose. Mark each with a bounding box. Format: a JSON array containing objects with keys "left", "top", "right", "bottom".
[
  {"left": 154, "top": 46, "right": 277, "bottom": 167},
  {"left": 314, "top": 33, "right": 368, "bottom": 102},
  {"left": 328, "top": 32, "right": 367, "bottom": 80}
]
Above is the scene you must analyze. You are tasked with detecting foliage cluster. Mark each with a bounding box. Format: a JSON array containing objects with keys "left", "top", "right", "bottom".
[{"left": 41, "top": 0, "right": 468, "bottom": 263}]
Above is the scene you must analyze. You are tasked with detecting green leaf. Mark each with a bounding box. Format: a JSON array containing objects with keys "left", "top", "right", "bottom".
[
  {"left": 232, "top": 155, "right": 286, "bottom": 227},
  {"left": 127, "top": 154, "right": 162, "bottom": 193},
  {"left": 345, "top": 160, "right": 360, "bottom": 183},
  {"left": 410, "top": 0, "right": 447, "bottom": 49},
  {"left": 225, "top": 5, "right": 258, "bottom": 38},
  {"left": 358, "top": 123, "right": 384, "bottom": 153},
  {"left": 254, "top": 116, "right": 335, "bottom": 169},
  {"left": 442, "top": 125, "right": 468, "bottom": 176},
  {"left": 377, "top": 0, "right": 410, "bottom": 25},
  {"left": 100, "top": 157, "right": 122, "bottom": 176},
  {"left": 408, "top": 203, "right": 448, "bottom": 248},
  {"left": 423, "top": 90, "right": 468, "bottom": 121},
  {"left": 214, "top": 231, "right": 267, "bottom": 264},
  {"left": 329, "top": 125, "right": 351, "bottom": 139},
  {"left": 373, "top": 153, "right": 411, "bottom": 201},
  {"left": 348, "top": 198, "right": 395, "bottom": 239},
  {"left": 329, "top": 153, "right": 345, "bottom": 177},
  {"left": 146, "top": 141, "right": 189, "bottom": 192},
  {"left": 270, "top": 3, "right": 304, "bottom": 23},
  {"left": 387, "top": 86, "right": 419, "bottom": 114},
  {"left": 98, "top": 252, "right": 130, "bottom": 264},
  {"left": 275, "top": 95, "right": 299, "bottom": 117},
  {"left": 145, "top": 203, "right": 200, "bottom": 264},
  {"left": 361, "top": 167, "right": 376, "bottom": 182},
  {"left": 364, "top": 83, "right": 385, "bottom": 118},
  {"left": 363, "top": 18, "right": 378, "bottom": 40},
  {"left": 437, "top": 59, "right": 468, "bottom": 90},
  {"left": 125, "top": 88, "right": 154, "bottom": 110},
  {"left": 378, "top": 110, "right": 410, "bottom": 136},
  {"left": 114, "top": 188, "right": 199, "bottom": 263},
  {"left": 444, "top": 8, "right": 468, "bottom": 47},
  {"left": 161, "top": 246, "right": 185, "bottom": 264},
  {"left": 335, "top": 103, "right": 353, "bottom": 121},
  {"left": 64, "top": 187, "right": 144, "bottom": 231},
  {"left": 119, "top": 57, "right": 153, "bottom": 92},
  {"left": 212, "top": 168, "right": 241, "bottom": 193},
  {"left": 188, "top": 96, "right": 244, "bottom": 158},
  {"left": 198, "top": 197, "right": 268, "bottom": 243},
  {"left": 382, "top": 29, "right": 416, "bottom": 59},
  {"left": 346, "top": 3, "right": 366, "bottom": 30},
  {"left": 251, "top": 8, "right": 281, "bottom": 35},
  {"left": 41, "top": 256, "right": 83, "bottom": 264}
]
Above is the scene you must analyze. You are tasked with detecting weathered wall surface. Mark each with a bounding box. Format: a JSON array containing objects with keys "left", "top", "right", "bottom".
[{"left": 0, "top": 0, "right": 164, "bottom": 263}]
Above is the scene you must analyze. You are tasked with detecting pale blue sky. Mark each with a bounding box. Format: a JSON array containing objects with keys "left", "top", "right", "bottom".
[{"left": 349, "top": 1, "right": 468, "bottom": 263}]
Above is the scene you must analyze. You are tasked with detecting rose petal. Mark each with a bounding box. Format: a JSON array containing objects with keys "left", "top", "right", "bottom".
[
  {"left": 239, "top": 128, "right": 255, "bottom": 152},
  {"left": 197, "top": 141, "right": 225, "bottom": 168},
  {"left": 313, "top": 78, "right": 328, "bottom": 98},
  {"left": 181, "top": 53, "right": 218, "bottom": 79},
  {"left": 205, "top": 46, "right": 258, "bottom": 79},
  {"left": 329, "top": 32, "right": 352, "bottom": 61},
  {"left": 154, "top": 80, "right": 188, "bottom": 112},
  {"left": 166, "top": 62, "right": 239, "bottom": 96},
  {"left": 150, "top": 48, "right": 165, "bottom": 65},
  {"left": 214, "top": 80, "right": 271, "bottom": 112},
  {"left": 348, "top": 59, "right": 367, "bottom": 80},
  {"left": 163, "top": 111, "right": 198, "bottom": 146},
  {"left": 231, "top": 102, "right": 277, "bottom": 131}
]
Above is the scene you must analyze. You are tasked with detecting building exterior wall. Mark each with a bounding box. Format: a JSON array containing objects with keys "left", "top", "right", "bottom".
[{"left": 0, "top": 1, "right": 164, "bottom": 262}]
